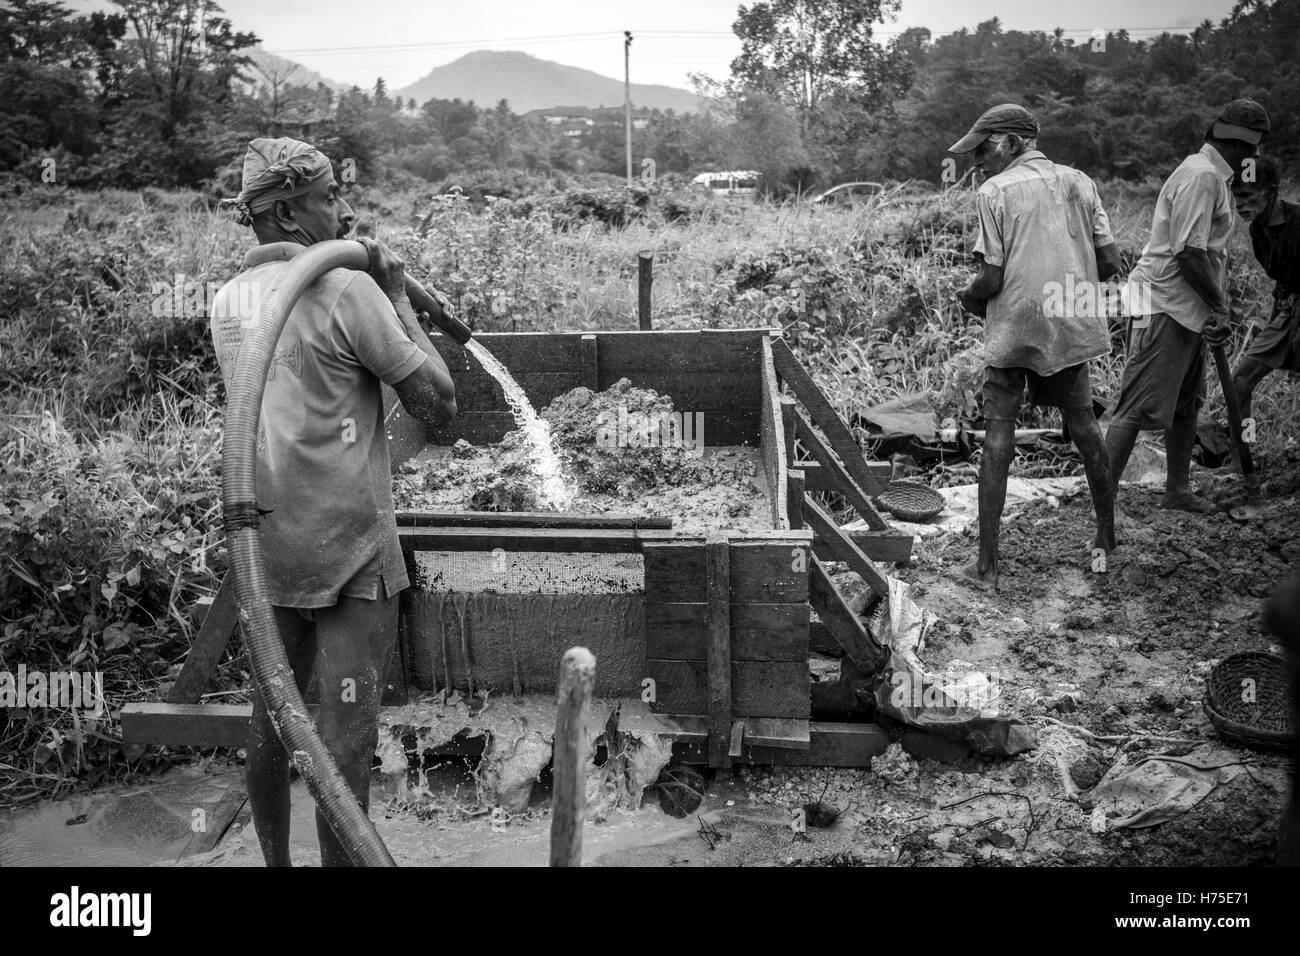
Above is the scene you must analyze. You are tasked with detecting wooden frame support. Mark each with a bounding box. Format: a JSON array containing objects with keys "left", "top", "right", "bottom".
[
  {"left": 706, "top": 537, "right": 733, "bottom": 768},
  {"left": 808, "top": 555, "right": 888, "bottom": 674},
  {"left": 759, "top": 336, "right": 790, "bottom": 531},
  {"left": 769, "top": 337, "right": 889, "bottom": 496},
  {"left": 792, "top": 408, "right": 889, "bottom": 531},
  {"left": 167, "top": 576, "right": 240, "bottom": 705},
  {"left": 802, "top": 495, "right": 890, "bottom": 599}
]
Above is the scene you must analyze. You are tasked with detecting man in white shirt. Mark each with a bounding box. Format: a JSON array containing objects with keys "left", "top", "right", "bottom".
[{"left": 1105, "top": 100, "right": 1270, "bottom": 513}]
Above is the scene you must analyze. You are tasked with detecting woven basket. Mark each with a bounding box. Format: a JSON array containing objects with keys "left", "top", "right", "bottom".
[
  {"left": 877, "top": 481, "right": 945, "bottom": 522},
  {"left": 1203, "top": 651, "right": 1295, "bottom": 751}
]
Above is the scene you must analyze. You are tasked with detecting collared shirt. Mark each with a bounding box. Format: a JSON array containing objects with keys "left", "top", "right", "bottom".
[
  {"left": 974, "top": 150, "right": 1115, "bottom": 375},
  {"left": 209, "top": 243, "right": 426, "bottom": 608},
  {"left": 1250, "top": 197, "right": 1300, "bottom": 296},
  {"left": 1124, "top": 143, "right": 1236, "bottom": 333}
]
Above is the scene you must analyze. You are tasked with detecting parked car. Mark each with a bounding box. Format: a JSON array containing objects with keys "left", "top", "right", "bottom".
[{"left": 807, "top": 181, "right": 885, "bottom": 205}]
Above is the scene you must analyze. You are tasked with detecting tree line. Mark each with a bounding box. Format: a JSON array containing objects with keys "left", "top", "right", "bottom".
[{"left": 2, "top": 0, "right": 1296, "bottom": 196}]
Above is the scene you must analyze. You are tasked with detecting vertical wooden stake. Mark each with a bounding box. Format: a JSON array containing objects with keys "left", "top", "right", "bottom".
[
  {"left": 706, "top": 537, "right": 732, "bottom": 768},
  {"left": 637, "top": 251, "right": 653, "bottom": 330},
  {"left": 550, "top": 646, "right": 596, "bottom": 867}
]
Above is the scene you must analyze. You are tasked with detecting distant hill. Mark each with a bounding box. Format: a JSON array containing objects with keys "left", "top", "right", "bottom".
[
  {"left": 394, "top": 50, "right": 702, "bottom": 114},
  {"left": 243, "top": 48, "right": 349, "bottom": 94}
]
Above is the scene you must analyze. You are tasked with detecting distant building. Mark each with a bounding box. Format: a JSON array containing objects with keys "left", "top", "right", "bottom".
[{"left": 524, "top": 105, "right": 654, "bottom": 137}]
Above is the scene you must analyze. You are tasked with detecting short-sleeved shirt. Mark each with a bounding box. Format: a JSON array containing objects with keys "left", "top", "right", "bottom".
[
  {"left": 1250, "top": 197, "right": 1300, "bottom": 296},
  {"left": 210, "top": 242, "right": 426, "bottom": 608},
  {"left": 974, "top": 149, "right": 1115, "bottom": 375},
  {"left": 1124, "top": 144, "right": 1235, "bottom": 333}
]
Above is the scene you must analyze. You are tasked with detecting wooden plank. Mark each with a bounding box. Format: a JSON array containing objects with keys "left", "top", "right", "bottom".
[
  {"left": 440, "top": 370, "right": 587, "bottom": 409},
  {"left": 770, "top": 337, "right": 889, "bottom": 495},
  {"left": 581, "top": 333, "right": 599, "bottom": 391},
  {"left": 794, "top": 408, "right": 888, "bottom": 531},
  {"left": 400, "top": 526, "right": 642, "bottom": 553},
  {"left": 787, "top": 468, "right": 805, "bottom": 530},
  {"left": 808, "top": 556, "right": 888, "bottom": 673},
  {"left": 177, "top": 778, "right": 247, "bottom": 860},
  {"left": 744, "top": 716, "right": 810, "bottom": 750},
  {"left": 802, "top": 496, "right": 890, "bottom": 598},
  {"left": 431, "top": 409, "right": 759, "bottom": 447},
  {"left": 706, "top": 538, "right": 732, "bottom": 768},
  {"left": 759, "top": 337, "right": 790, "bottom": 531},
  {"left": 816, "top": 530, "right": 914, "bottom": 564},
  {"left": 396, "top": 511, "right": 672, "bottom": 530},
  {"left": 800, "top": 460, "right": 892, "bottom": 493},
  {"left": 673, "top": 721, "right": 889, "bottom": 767},
  {"left": 780, "top": 395, "right": 797, "bottom": 468},
  {"left": 728, "top": 719, "right": 745, "bottom": 758},
  {"left": 644, "top": 602, "right": 809, "bottom": 661},
  {"left": 597, "top": 329, "right": 765, "bottom": 374},
  {"left": 122, "top": 702, "right": 252, "bottom": 748},
  {"left": 642, "top": 538, "right": 812, "bottom": 603},
  {"left": 731, "top": 540, "right": 809, "bottom": 603},
  {"left": 167, "top": 577, "right": 240, "bottom": 705},
  {"left": 433, "top": 332, "right": 584, "bottom": 373},
  {"left": 647, "top": 660, "right": 809, "bottom": 719}
]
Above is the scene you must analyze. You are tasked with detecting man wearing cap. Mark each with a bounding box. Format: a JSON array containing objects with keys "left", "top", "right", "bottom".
[
  {"left": 210, "top": 138, "right": 458, "bottom": 866},
  {"left": 1105, "top": 99, "right": 1269, "bottom": 513},
  {"left": 952, "top": 104, "right": 1122, "bottom": 590},
  {"left": 1230, "top": 157, "right": 1300, "bottom": 427}
]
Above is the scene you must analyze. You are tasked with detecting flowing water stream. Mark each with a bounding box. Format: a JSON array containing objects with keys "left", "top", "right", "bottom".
[{"left": 462, "top": 338, "right": 571, "bottom": 511}]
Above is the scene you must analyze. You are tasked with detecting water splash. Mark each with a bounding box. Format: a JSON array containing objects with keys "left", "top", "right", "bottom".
[{"left": 464, "top": 338, "right": 571, "bottom": 510}]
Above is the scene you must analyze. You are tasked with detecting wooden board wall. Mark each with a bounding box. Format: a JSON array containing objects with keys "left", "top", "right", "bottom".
[
  {"left": 643, "top": 536, "right": 811, "bottom": 720},
  {"left": 418, "top": 329, "right": 770, "bottom": 446}
]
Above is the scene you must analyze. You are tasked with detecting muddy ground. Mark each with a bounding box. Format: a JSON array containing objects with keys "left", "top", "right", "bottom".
[{"left": 3, "top": 458, "right": 1294, "bottom": 867}]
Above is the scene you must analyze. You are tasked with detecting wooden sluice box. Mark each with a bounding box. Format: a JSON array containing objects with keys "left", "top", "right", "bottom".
[
  {"left": 122, "top": 328, "right": 911, "bottom": 768},
  {"left": 388, "top": 327, "right": 909, "bottom": 766}
]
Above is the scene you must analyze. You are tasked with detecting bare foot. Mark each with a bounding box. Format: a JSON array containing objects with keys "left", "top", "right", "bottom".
[
  {"left": 1161, "top": 491, "right": 1218, "bottom": 514},
  {"left": 959, "top": 559, "right": 998, "bottom": 592}
]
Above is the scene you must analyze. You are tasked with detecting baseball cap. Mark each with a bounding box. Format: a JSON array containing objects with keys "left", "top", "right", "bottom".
[
  {"left": 949, "top": 104, "right": 1040, "bottom": 154},
  {"left": 1212, "top": 98, "right": 1270, "bottom": 145}
]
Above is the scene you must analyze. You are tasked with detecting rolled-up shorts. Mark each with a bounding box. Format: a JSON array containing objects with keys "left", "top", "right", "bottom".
[
  {"left": 983, "top": 362, "right": 1094, "bottom": 422},
  {"left": 1109, "top": 312, "right": 1205, "bottom": 431},
  {"left": 1241, "top": 292, "right": 1300, "bottom": 372}
]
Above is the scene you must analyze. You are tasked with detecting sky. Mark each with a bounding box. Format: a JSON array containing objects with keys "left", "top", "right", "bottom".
[{"left": 65, "top": 0, "right": 1241, "bottom": 92}]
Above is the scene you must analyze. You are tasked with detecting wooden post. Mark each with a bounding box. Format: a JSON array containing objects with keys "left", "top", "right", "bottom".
[
  {"left": 637, "top": 251, "right": 653, "bottom": 330},
  {"left": 550, "top": 646, "right": 596, "bottom": 868},
  {"left": 706, "top": 536, "right": 732, "bottom": 768}
]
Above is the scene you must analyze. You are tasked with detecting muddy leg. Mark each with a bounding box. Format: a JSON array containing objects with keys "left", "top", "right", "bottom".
[
  {"left": 1163, "top": 412, "right": 1215, "bottom": 512},
  {"left": 310, "top": 592, "right": 398, "bottom": 867},
  {"left": 247, "top": 608, "right": 316, "bottom": 867},
  {"left": 1104, "top": 421, "right": 1140, "bottom": 500},
  {"left": 963, "top": 418, "right": 1013, "bottom": 590},
  {"left": 1065, "top": 407, "right": 1114, "bottom": 553}
]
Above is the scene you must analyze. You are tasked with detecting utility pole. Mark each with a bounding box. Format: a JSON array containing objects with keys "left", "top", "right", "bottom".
[{"left": 624, "top": 31, "right": 633, "bottom": 187}]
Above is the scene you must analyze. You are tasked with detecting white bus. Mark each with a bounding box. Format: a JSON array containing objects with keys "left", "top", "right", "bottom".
[{"left": 689, "top": 170, "right": 762, "bottom": 198}]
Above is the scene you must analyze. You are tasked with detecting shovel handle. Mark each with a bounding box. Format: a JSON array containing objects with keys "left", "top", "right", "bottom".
[{"left": 1210, "top": 343, "right": 1258, "bottom": 490}]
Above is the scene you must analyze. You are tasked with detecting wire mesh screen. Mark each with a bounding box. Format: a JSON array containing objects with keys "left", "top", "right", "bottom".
[{"left": 411, "top": 550, "right": 644, "bottom": 595}]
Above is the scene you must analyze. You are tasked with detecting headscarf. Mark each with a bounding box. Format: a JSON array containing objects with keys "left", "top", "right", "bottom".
[{"left": 223, "top": 137, "right": 332, "bottom": 227}]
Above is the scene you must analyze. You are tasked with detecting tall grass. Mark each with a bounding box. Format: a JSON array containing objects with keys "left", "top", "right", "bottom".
[{"left": 1, "top": 174, "right": 1295, "bottom": 801}]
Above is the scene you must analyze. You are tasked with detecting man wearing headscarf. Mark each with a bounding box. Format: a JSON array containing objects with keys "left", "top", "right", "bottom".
[{"left": 210, "top": 138, "right": 458, "bottom": 866}]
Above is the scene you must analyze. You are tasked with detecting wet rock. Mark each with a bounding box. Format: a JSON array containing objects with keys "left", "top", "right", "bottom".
[
  {"left": 1069, "top": 753, "right": 1107, "bottom": 791},
  {"left": 871, "top": 742, "right": 920, "bottom": 784},
  {"left": 451, "top": 439, "right": 475, "bottom": 459}
]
